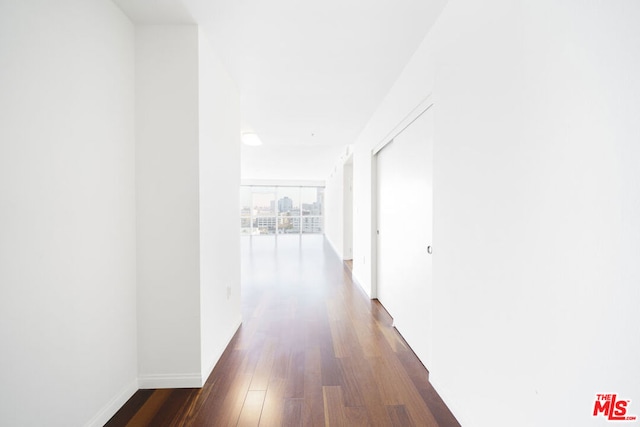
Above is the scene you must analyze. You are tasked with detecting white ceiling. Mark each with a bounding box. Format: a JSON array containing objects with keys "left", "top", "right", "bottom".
[{"left": 113, "top": 0, "right": 447, "bottom": 181}]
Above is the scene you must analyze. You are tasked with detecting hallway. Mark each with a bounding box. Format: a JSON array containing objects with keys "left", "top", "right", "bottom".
[{"left": 107, "top": 235, "right": 459, "bottom": 426}]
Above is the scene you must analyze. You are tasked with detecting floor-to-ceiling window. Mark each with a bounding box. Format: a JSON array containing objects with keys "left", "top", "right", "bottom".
[
  {"left": 300, "top": 186, "right": 324, "bottom": 233},
  {"left": 240, "top": 186, "right": 324, "bottom": 235}
]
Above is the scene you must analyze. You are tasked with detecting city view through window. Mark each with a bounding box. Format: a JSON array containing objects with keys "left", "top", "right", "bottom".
[{"left": 240, "top": 186, "right": 324, "bottom": 235}]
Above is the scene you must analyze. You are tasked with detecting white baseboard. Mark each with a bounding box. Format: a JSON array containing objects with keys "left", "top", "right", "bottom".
[
  {"left": 84, "top": 323, "right": 243, "bottom": 425},
  {"left": 351, "top": 269, "right": 372, "bottom": 299},
  {"left": 428, "top": 372, "right": 462, "bottom": 425},
  {"left": 201, "top": 319, "right": 242, "bottom": 384},
  {"left": 138, "top": 373, "right": 203, "bottom": 389},
  {"left": 325, "top": 235, "right": 344, "bottom": 260},
  {"left": 84, "top": 378, "right": 138, "bottom": 427}
]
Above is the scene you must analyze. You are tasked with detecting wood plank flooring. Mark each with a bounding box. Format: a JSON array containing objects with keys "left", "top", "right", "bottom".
[{"left": 106, "top": 235, "right": 459, "bottom": 426}]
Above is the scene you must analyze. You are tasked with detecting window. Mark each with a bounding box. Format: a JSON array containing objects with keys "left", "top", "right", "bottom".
[{"left": 240, "top": 186, "right": 324, "bottom": 235}]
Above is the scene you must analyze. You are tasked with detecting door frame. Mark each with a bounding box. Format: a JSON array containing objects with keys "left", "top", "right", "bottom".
[
  {"left": 343, "top": 154, "right": 354, "bottom": 260},
  {"left": 370, "top": 94, "right": 433, "bottom": 299}
]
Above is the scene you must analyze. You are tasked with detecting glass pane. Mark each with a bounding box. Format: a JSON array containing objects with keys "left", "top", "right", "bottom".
[
  {"left": 240, "top": 187, "right": 252, "bottom": 217},
  {"left": 252, "top": 187, "right": 276, "bottom": 217},
  {"left": 240, "top": 217, "right": 252, "bottom": 235},
  {"left": 276, "top": 187, "right": 300, "bottom": 216},
  {"left": 240, "top": 185, "right": 324, "bottom": 235},
  {"left": 301, "top": 187, "right": 323, "bottom": 216},
  {"left": 250, "top": 187, "right": 276, "bottom": 234},
  {"left": 301, "top": 216, "right": 323, "bottom": 233},
  {"left": 278, "top": 216, "right": 299, "bottom": 234},
  {"left": 254, "top": 216, "right": 276, "bottom": 235},
  {"left": 276, "top": 187, "right": 300, "bottom": 234}
]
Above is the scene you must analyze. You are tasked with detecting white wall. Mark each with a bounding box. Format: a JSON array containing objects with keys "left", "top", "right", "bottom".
[
  {"left": 342, "top": 160, "right": 353, "bottom": 260},
  {"left": 325, "top": 147, "right": 356, "bottom": 259},
  {"left": 349, "top": 0, "right": 640, "bottom": 425},
  {"left": 0, "top": 1, "right": 138, "bottom": 426},
  {"left": 197, "top": 28, "right": 242, "bottom": 380},
  {"left": 135, "top": 24, "right": 242, "bottom": 389},
  {"left": 135, "top": 25, "right": 202, "bottom": 388},
  {"left": 0, "top": 3, "right": 243, "bottom": 423},
  {"left": 135, "top": 25, "right": 203, "bottom": 388},
  {"left": 324, "top": 163, "right": 345, "bottom": 259}
]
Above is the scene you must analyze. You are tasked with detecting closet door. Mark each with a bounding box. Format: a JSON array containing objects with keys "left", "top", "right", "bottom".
[{"left": 376, "top": 106, "right": 433, "bottom": 366}]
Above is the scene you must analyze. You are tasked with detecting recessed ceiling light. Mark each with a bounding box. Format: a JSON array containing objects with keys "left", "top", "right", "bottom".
[{"left": 241, "top": 132, "right": 262, "bottom": 146}]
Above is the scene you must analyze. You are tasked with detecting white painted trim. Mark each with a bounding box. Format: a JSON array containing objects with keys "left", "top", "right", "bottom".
[
  {"left": 370, "top": 153, "right": 379, "bottom": 299},
  {"left": 138, "top": 373, "right": 203, "bottom": 389},
  {"left": 350, "top": 264, "right": 370, "bottom": 298},
  {"left": 350, "top": 271, "right": 372, "bottom": 300},
  {"left": 372, "top": 94, "right": 434, "bottom": 156},
  {"left": 342, "top": 156, "right": 354, "bottom": 260},
  {"left": 201, "top": 320, "right": 242, "bottom": 384},
  {"left": 325, "top": 234, "right": 371, "bottom": 299},
  {"left": 84, "top": 378, "right": 138, "bottom": 427},
  {"left": 241, "top": 179, "right": 325, "bottom": 187},
  {"left": 325, "top": 233, "right": 344, "bottom": 260},
  {"left": 428, "top": 373, "right": 463, "bottom": 426}
]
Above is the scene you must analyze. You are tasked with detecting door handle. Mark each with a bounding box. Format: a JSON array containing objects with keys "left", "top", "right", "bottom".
[{"left": 427, "top": 245, "right": 433, "bottom": 254}]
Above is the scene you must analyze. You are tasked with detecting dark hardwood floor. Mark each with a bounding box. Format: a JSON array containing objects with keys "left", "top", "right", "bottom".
[{"left": 106, "top": 234, "right": 459, "bottom": 426}]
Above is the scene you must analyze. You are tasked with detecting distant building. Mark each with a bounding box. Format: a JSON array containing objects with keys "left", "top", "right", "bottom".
[
  {"left": 241, "top": 186, "right": 324, "bottom": 235},
  {"left": 254, "top": 217, "right": 276, "bottom": 234},
  {"left": 291, "top": 216, "right": 323, "bottom": 233},
  {"left": 302, "top": 202, "right": 321, "bottom": 215},
  {"left": 278, "top": 196, "right": 293, "bottom": 213}
]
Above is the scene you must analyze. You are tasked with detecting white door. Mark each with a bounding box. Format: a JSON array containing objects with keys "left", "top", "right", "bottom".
[{"left": 376, "top": 106, "right": 434, "bottom": 367}]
